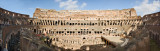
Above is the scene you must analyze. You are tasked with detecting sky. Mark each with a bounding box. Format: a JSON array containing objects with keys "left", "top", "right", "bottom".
[{"left": 0, "top": 0, "right": 160, "bottom": 17}]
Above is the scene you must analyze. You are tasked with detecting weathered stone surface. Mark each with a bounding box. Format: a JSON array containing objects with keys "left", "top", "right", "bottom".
[
  {"left": 1, "top": 7, "right": 158, "bottom": 51},
  {"left": 30, "top": 8, "right": 143, "bottom": 50}
]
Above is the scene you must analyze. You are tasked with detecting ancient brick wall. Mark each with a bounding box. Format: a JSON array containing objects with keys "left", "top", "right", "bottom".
[
  {"left": 0, "top": 7, "right": 30, "bottom": 48},
  {"left": 33, "top": 8, "right": 138, "bottom": 19},
  {"left": 0, "top": 7, "right": 29, "bottom": 25},
  {"left": 29, "top": 8, "right": 143, "bottom": 50}
]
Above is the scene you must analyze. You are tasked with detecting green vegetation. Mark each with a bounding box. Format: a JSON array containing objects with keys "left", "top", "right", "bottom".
[
  {"left": 150, "top": 39, "right": 160, "bottom": 51},
  {"left": 40, "top": 36, "right": 46, "bottom": 41}
]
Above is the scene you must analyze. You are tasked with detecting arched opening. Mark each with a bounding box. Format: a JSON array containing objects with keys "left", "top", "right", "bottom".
[{"left": 83, "top": 37, "right": 86, "bottom": 40}]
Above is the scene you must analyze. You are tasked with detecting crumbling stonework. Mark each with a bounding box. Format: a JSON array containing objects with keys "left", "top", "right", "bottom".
[
  {"left": 33, "top": 8, "right": 137, "bottom": 18},
  {"left": 2, "top": 26, "right": 55, "bottom": 51},
  {"left": 143, "top": 12, "right": 160, "bottom": 49},
  {"left": 0, "top": 7, "right": 29, "bottom": 51},
  {"left": 1, "top": 7, "right": 157, "bottom": 51},
  {"left": 0, "top": 7, "right": 29, "bottom": 41},
  {"left": 30, "top": 8, "right": 143, "bottom": 50}
]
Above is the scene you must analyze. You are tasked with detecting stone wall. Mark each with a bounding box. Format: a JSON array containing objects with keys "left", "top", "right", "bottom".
[
  {"left": 33, "top": 8, "right": 137, "bottom": 18},
  {"left": 142, "top": 12, "right": 160, "bottom": 47},
  {"left": 29, "top": 8, "right": 143, "bottom": 50},
  {"left": 0, "top": 8, "right": 29, "bottom": 25},
  {"left": 0, "top": 7, "right": 30, "bottom": 50}
]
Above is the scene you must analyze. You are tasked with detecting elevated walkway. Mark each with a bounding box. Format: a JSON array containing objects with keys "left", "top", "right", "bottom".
[{"left": 101, "top": 36, "right": 124, "bottom": 47}]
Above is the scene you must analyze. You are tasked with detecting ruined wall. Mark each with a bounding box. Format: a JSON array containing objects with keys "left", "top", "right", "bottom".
[
  {"left": 143, "top": 12, "right": 160, "bottom": 25},
  {"left": 124, "top": 37, "right": 149, "bottom": 51},
  {"left": 142, "top": 12, "right": 160, "bottom": 42},
  {"left": 2, "top": 26, "right": 53, "bottom": 51},
  {"left": 29, "top": 8, "right": 143, "bottom": 50},
  {"left": 33, "top": 8, "right": 138, "bottom": 19},
  {"left": 0, "top": 8, "right": 29, "bottom": 25},
  {"left": 0, "top": 7, "right": 29, "bottom": 38},
  {"left": 0, "top": 7, "right": 30, "bottom": 50},
  {"left": 30, "top": 8, "right": 142, "bottom": 36},
  {"left": 0, "top": 7, "right": 30, "bottom": 42},
  {"left": 141, "top": 12, "right": 160, "bottom": 51}
]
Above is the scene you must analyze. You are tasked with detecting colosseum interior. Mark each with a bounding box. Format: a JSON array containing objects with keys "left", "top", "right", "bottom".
[
  {"left": 29, "top": 8, "right": 143, "bottom": 50},
  {"left": 0, "top": 7, "right": 160, "bottom": 51}
]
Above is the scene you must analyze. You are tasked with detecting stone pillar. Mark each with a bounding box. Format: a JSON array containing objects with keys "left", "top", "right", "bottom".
[
  {"left": 46, "top": 20, "right": 48, "bottom": 25},
  {"left": 41, "top": 20, "right": 43, "bottom": 25},
  {"left": 51, "top": 20, "right": 53, "bottom": 26},
  {"left": 86, "top": 46, "right": 90, "bottom": 51},
  {"left": 48, "top": 20, "right": 50, "bottom": 25},
  {"left": 108, "top": 21, "right": 110, "bottom": 25},
  {"left": 111, "top": 20, "right": 113, "bottom": 25},
  {"left": 44, "top": 20, "right": 46, "bottom": 25}
]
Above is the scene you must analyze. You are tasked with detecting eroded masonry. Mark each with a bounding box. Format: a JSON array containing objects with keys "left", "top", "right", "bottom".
[
  {"left": 0, "top": 7, "right": 30, "bottom": 51},
  {"left": 29, "top": 8, "right": 143, "bottom": 50}
]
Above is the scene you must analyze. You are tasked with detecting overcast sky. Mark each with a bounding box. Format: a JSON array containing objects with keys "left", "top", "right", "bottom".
[{"left": 0, "top": 0, "right": 160, "bottom": 17}]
